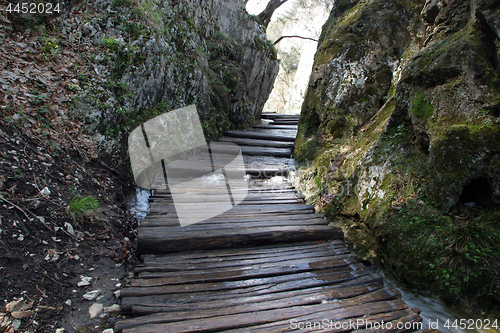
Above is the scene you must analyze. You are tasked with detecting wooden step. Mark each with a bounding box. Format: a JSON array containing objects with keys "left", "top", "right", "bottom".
[
  {"left": 225, "top": 130, "right": 296, "bottom": 142},
  {"left": 219, "top": 136, "right": 295, "bottom": 149},
  {"left": 261, "top": 113, "right": 300, "bottom": 120},
  {"left": 239, "top": 145, "right": 292, "bottom": 157},
  {"left": 137, "top": 224, "right": 343, "bottom": 254},
  {"left": 254, "top": 125, "right": 298, "bottom": 130}
]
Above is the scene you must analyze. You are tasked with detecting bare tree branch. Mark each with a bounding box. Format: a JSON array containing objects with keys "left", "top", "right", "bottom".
[
  {"left": 257, "top": 0, "right": 289, "bottom": 28},
  {"left": 274, "top": 35, "right": 318, "bottom": 45}
]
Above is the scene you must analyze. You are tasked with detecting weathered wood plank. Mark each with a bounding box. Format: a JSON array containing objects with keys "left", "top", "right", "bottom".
[
  {"left": 139, "top": 250, "right": 351, "bottom": 273},
  {"left": 116, "top": 287, "right": 398, "bottom": 331},
  {"left": 219, "top": 137, "right": 295, "bottom": 148},
  {"left": 141, "top": 212, "right": 323, "bottom": 227},
  {"left": 120, "top": 274, "right": 384, "bottom": 313},
  {"left": 254, "top": 125, "right": 298, "bottom": 130},
  {"left": 148, "top": 203, "right": 315, "bottom": 214},
  {"left": 239, "top": 146, "right": 292, "bottom": 157},
  {"left": 121, "top": 266, "right": 368, "bottom": 298},
  {"left": 140, "top": 217, "right": 327, "bottom": 229},
  {"left": 235, "top": 308, "right": 418, "bottom": 333},
  {"left": 125, "top": 283, "right": 383, "bottom": 315},
  {"left": 137, "top": 225, "right": 343, "bottom": 254},
  {"left": 133, "top": 257, "right": 357, "bottom": 286},
  {"left": 121, "top": 300, "right": 408, "bottom": 333},
  {"left": 272, "top": 120, "right": 299, "bottom": 125},
  {"left": 140, "top": 240, "right": 344, "bottom": 262},
  {"left": 225, "top": 130, "right": 296, "bottom": 142},
  {"left": 261, "top": 113, "right": 300, "bottom": 120}
]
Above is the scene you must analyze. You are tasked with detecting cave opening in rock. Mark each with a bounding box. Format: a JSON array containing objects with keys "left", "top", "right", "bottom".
[
  {"left": 246, "top": 0, "right": 334, "bottom": 115},
  {"left": 458, "top": 177, "right": 493, "bottom": 208},
  {"left": 489, "top": 107, "right": 500, "bottom": 118}
]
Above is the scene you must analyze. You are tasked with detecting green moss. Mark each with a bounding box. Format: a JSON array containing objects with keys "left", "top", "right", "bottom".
[
  {"left": 99, "top": 100, "right": 172, "bottom": 137},
  {"left": 253, "top": 36, "right": 278, "bottom": 61},
  {"left": 410, "top": 92, "right": 434, "bottom": 118},
  {"left": 380, "top": 203, "right": 500, "bottom": 305},
  {"left": 201, "top": 107, "right": 234, "bottom": 141}
]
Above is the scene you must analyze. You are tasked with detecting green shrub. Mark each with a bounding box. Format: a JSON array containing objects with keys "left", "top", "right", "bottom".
[
  {"left": 68, "top": 195, "right": 100, "bottom": 216},
  {"left": 102, "top": 36, "right": 121, "bottom": 51}
]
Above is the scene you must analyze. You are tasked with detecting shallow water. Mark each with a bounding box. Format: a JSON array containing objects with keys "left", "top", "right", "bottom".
[
  {"left": 373, "top": 267, "right": 500, "bottom": 333},
  {"left": 128, "top": 188, "right": 150, "bottom": 224}
]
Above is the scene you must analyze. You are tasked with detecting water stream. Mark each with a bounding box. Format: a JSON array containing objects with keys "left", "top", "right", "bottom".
[
  {"left": 372, "top": 267, "right": 499, "bottom": 333},
  {"left": 128, "top": 188, "right": 151, "bottom": 225}
]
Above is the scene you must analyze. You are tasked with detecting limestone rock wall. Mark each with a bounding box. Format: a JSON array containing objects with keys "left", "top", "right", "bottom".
[
  {"left": 70, "top": 0, "right": 279, "bottom": 157},
  {"left": 295, "top": 0, "right": 500, "bottom": 307}
]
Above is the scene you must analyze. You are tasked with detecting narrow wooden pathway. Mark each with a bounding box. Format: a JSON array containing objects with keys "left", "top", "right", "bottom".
[{"left": 116, "top": 113, "right": 434, "bottom": 332}]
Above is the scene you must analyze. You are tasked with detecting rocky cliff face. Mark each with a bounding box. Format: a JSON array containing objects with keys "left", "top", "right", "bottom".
[
  {"left": 295, "top": 0, "right": 500, "bottom": 308},
  {"left": 69, "top": 0, "right": 279, "bottom": 158}
]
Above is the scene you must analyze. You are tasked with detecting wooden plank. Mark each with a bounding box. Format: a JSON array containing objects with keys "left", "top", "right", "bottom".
[
  {"left": 238, "top": 308, "right": 417, "bottom": 333},
  {"left": 137, "top": 225, "right": 343, "bottom": 254},
  {"left": 225, "top": 130, "right": 296, "bottom": 142},
  {"left": 142, "top": 212, "right": 323, "bottom": 225},
  {"left": 133, "top": 256, "right": 358, "bottom": 286},
  {"left": 120, "top": 274, "right": 384, "bottom": 312},
  {"left": 140, "top": 240, "right": 344, "bottom": 263},
  {"left": 138, "top": 248, "right": 352, "bottom": 272},
  {"left": 116, "top": 287, "right": 397, "bottom": 331},
  {"left": 148, "top": 203, "right": 315, "bottom": 214},
  {"left": 219, "top": 137, "right": 295, "bottom": 149},
  {"left": 254, "top": 125, "right": 298, "bottom": 130},
  {"left": 139, "top": 251, "right": 352, "bottom": 274},
  {"left": 272, "top": 121, "right": 299, "bottom": 125},
  {"left": 121, "top": 300, "right": 408, "bottom": 333},
  {"left": 124, "top": 283, "right": 383, "bottom": 316},
  {"left": 140, "top": 217, "right": 326, "bottom": 228},
  {"left": 148, "top": 197, "right": 304, "bottom": 205},
  {"left": 121, "top": 266, "right": 369, "bottom": 298},
  {"left": 239, "top": 146, "right": 292, "bottom": 157},
  {"left": 261, "top": 113, "right": 300, "bottom": 120}
]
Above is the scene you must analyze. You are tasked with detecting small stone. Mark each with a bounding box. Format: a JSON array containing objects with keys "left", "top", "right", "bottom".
[
  {"left": 102, "top": 329, "right": 114, "bottom": 333},
  {"left": 65, "top": 299, "right": 72, "bottom": 306},
  {"left": 78, "top": 276, "right": 92, "bottom": 287},
  {"left": 11, "top": 310, "right": 35, "bottom": 319},
  {"left": 83, "top": 290, "right": 101, "bottom": 301},
  {"left": 64, "top": 222, "right": 75, "bottom": 236},
  {"left": 88, "top": 303, "right": 103, "bottom": 319},
  {"left": 11, "top": 320, "right": 21, "bottom": 330},
  {"left": 6, "top": 298, "right": 25, "bottom": 312},
  {"left": 113, "top": 290, "right": 121, "bottom": 299},
  {"left": 40, "top": 187, "right": 51, "bottom": 197},
  {"left": 55, "top": 329, "right": 64, "bottom": 333},
  {"left": 104, "top": 304, "right": 121, "bottom": 313}
]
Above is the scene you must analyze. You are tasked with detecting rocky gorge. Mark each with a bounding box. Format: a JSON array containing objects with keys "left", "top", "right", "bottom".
[
  {"left": 2, "top": 0, "right": 500, "bottom": 330},
  {"left": 294, "top": 0, "right": 500, "bottom": 312},
  {"left": 1, "top": 0, "right": 279, "bottom": 330}
]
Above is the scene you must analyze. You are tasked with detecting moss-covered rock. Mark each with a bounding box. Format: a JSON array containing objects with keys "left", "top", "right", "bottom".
[
  {"left": 295, "top": 0, "right": 500, "bottom": 311},
  {"left": 70, "top": 0, "right": 279, "bottom": 159}
]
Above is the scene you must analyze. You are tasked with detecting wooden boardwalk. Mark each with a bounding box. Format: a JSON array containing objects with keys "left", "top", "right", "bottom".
[{"left": 116, "top": 113, "right": 433, "bottom": 332}]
